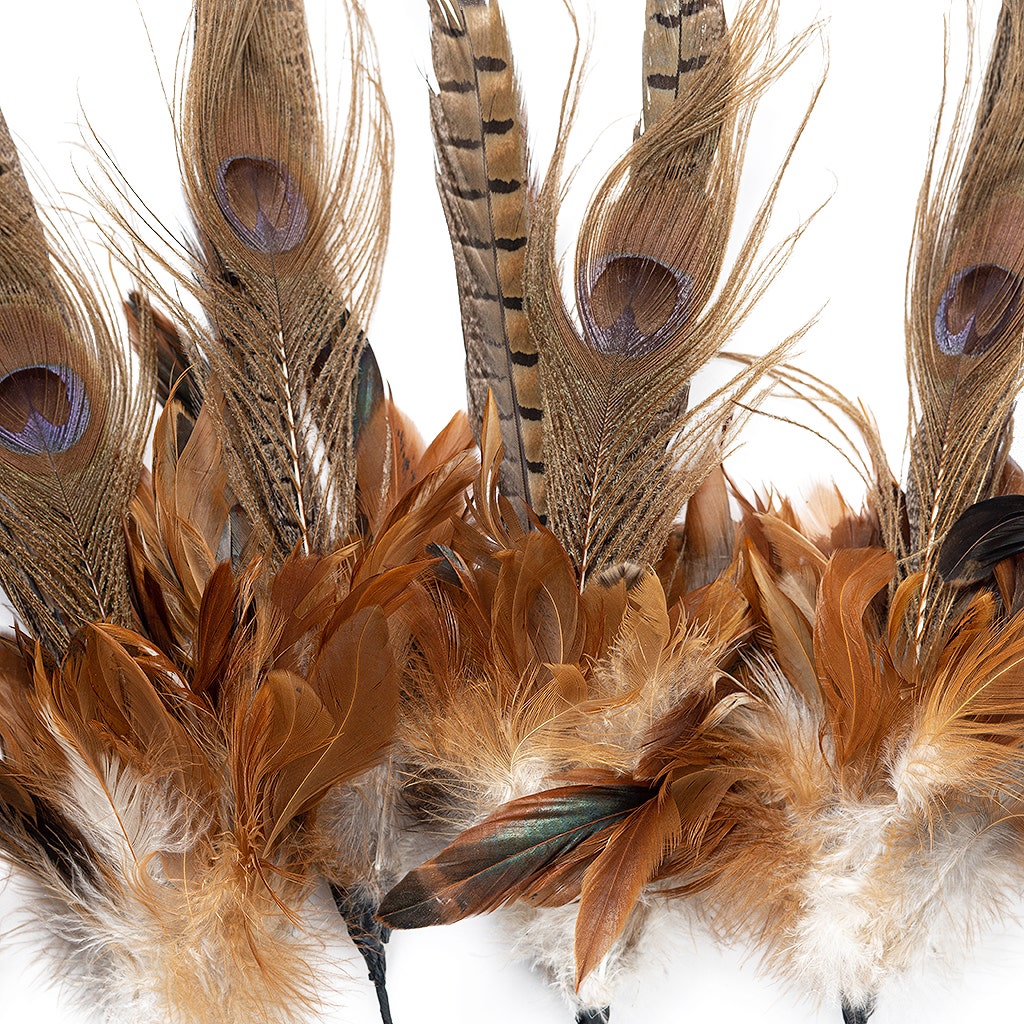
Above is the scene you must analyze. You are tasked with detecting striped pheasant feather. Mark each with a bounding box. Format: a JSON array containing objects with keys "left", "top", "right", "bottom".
[{"left": 428, "top": 0, "right": 543, "bottom": 520}]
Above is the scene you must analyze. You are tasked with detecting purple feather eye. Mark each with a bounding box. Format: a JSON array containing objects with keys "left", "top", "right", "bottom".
[
  {"left": 580, "top": 254, "right": 693, "bottom": 357},
  {"left": 215, "top": 156, "right": 309, "bottom": 254},
  {"left": 0, "top": 364, "right": 90, "bottom": 455},
  {"left": 934, "top": 263, "right": 1023, "bottom": 356}
]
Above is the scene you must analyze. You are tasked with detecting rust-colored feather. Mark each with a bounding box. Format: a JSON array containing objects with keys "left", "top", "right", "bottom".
[
  {"left": 573, "top": 781, "right": 681, "bottom": 987},
  {"left": 379, "top": 783, "right": 655, "bottom": 929}
]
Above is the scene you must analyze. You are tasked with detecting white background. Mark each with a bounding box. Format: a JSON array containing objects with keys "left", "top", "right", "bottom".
[{"left": 0, "top": 1, "right": 1021, "bottom": 1021}]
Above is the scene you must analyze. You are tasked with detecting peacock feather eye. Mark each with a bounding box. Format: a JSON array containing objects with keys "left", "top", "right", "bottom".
[
  {"left": 580, "top": 254, "right": 693, "bottom": 357},
  {"left": 214, "top": 155, "right": 309, "bottom": 254},
  {"left": 0, "top": 364, "right": 90, "bottom": 455},
  {"left": 934, "top": 263, "right": 1023, "bottom": 356}
]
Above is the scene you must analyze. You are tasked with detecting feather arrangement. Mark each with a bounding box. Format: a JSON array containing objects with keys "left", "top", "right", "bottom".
[
  {"left": 385, "top": 3, "right": 1024, "bottom": 1023},
  {"left": 381, "top": 0, "right": 818, "bottom": 1019},
  {"left": 4, "top": 0, "right": 1024, "bottom": 1023},
  {"left": 0, "top": 1, "right": 475, "bottom": 1021}
]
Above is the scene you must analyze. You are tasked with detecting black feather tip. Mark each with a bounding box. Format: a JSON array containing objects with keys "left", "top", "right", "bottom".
[{"left": 937, "top": 494, "right": 1024, "bottom": 584}]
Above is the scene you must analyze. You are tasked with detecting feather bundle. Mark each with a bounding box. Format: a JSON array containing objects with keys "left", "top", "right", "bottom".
[
  {"left": 382, "top": 3, "right": 819, "bottom": 1016},
  {"left": 383, "top": 410, "right": 754, "bottom": 1014},
  {"left": 0, "top": 1, "right": 474, "bottom": 1021},
  {"left": 6, "top": 0, "right": 1024, "bottom": 1022},
  {"left": 385, "top": 5, "right": 1024, "bottom": 1024},
  {"left": 654, "top": 6, "right": 1024, "bottom": 1021}
]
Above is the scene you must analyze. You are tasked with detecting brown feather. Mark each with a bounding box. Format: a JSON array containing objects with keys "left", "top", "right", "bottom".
[
  {"left": 573, "top": 781, "right": 680, "bottom": 987},
  {"left": 180, "top": 0, "right": 392, "bottom": 560},
  {"left": 0, "top": 110, "right": 152, "bottom": 655},
  {"left": 428, "top": 0, "right": 541, "bottom": 518},
  {"left": 527, "top": 2, "right": 813, "bottom": 584}
]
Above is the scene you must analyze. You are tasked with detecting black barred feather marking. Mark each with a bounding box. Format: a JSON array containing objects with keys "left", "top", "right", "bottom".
[
  {"left": 428, "top": 0, "right": 542, "bottom": 519},
  {"left": 644, "top": 0, "right": 728, "bottom": 151}
]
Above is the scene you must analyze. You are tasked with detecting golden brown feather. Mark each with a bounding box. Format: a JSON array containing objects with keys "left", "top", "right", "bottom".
[
  {"left": 177, "top": 0, "right": 392, "bottom": 561},
  {"left": 527, "top": 0, "right": 815, "bottom": 585},
  {"left": 428, "top": 0, "right": 542, "bottom": 519}
]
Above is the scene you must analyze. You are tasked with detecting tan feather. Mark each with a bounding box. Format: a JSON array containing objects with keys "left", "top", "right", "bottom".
[
  {"left": 0, "top": 111, "right": 152, "bottom": 656},
  {"left": 905, "top": 1, "right": 1024, "bottom": 652},
  {"left": 127, "top": 399, "right": 236, "bottom": 659},
  {"left": 180, "top": 0, "right": 392, "bottom": 560},
  {"left": 428, "top": 0, "right": 542, "bottom": 519},
  {"left": 527, "top": 0, "right": 814, "bottom": 585}
]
